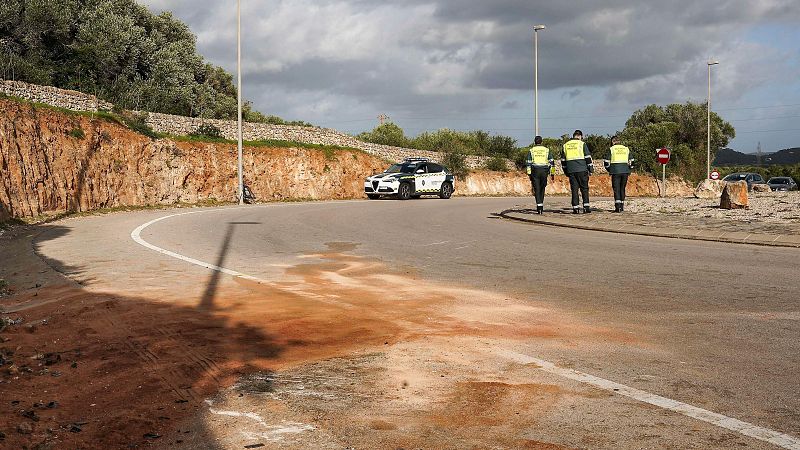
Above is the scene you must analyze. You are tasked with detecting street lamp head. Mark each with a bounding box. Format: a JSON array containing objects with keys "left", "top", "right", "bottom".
[
  {"left": 534, "top": 24, "right": 546, "bottom": 31},
  {"left": 708, "top": 60, "right": 719, "bottom": 66}
]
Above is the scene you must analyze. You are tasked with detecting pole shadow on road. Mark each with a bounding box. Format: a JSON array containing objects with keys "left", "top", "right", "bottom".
[{"left": 198, "top": 221, "right": 261, "bottom": 310}]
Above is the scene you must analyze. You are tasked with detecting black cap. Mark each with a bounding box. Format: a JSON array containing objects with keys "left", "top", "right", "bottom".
[
  {"left": 573, "top": 130, "right": 583, "bottom": 138},
  {"left": 534, "top": 135, "right": 543, "bottom": 145}
]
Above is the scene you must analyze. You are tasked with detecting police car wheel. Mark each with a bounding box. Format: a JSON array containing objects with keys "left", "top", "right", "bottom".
[
  {"left": 438, "top": 182, "right": 453, "bottom": 199},
  {"left": 397, "top": 182, "right": 412, "bottom": 200},
  {"left": 367, "top": 194, "right": 380, "bottom": 200}
]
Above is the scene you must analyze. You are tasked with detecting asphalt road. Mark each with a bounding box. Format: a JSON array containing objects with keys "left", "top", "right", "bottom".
[{"left": 34, "top": 197, "right": 800, "bottom": 448}]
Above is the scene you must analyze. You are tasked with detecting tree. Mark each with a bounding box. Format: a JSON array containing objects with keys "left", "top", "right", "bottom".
[
  {"left": 619, "top": 102, "right": 735, "bottom": 181},
  {"left": 0, "top": 0, "right": 289, "bottom": 122},
  {"left": 357, "top": 122, "right": 410, "bottom": 148}
]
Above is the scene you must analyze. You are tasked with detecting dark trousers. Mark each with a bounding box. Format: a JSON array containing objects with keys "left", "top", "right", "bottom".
[
  {"left": 612, "top": 173, "right": 629, "bottom": 204},
  {"left": 529, "top": 168, "right": 549, "bottom": 206},
  {"left": 567, "top": 171, "right": 590, "bottom": 208}
]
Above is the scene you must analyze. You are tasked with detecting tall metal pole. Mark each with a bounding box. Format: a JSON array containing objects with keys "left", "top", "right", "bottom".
[
  {"left": 534, "top": 30, "right": 539, "bottom": 137},
  {"left": 706, "top": 60, "right": 718, "bottom": 180},
  {"left": 236, "top": 0, "right": 244, "bottom": 204},
  {"left": 707, "top": 64, "right": 711, "bottom": 179},
  {"left": 533, "top": 25, "right": 545, "bottom": 137}
]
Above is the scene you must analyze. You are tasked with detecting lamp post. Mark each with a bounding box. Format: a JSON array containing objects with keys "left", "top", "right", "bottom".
[
  {"left": 534, "top": 24, "right": 546, "bottom": 137},
  {"left": 707, "top": 59, "right": 719, "bottom": 179},
  {"left": 236, "top": 0, "right": 244, "bottom": 204}
]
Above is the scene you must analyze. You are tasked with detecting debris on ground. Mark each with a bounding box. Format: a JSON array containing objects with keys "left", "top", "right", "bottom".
[{"left": 0, "top": 316, "right": 23, "bottom": 332}]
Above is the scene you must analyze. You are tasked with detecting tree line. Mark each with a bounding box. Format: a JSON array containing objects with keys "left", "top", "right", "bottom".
[
  {"left": 357, "top": 102, "right": 736, "bottom": 182},
  {"left": 0, "top": 0, "right": 308, "bottom": 125}
]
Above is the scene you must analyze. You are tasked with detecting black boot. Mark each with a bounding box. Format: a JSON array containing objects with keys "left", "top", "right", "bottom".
[
  {"left": 537, "top": 206, "right": 543, "bottom": 215},
  {"left": 613, "top": 204, "right": 620, "bottom": 213},
  {"left": 572, "top": 207, "right": 580, "bottom": 214},
  {"left": 584, "top": 206, "right": 591, "bottom": 214},
  {"left": 620, "top": 203, "right": 624, "bottom": 212}
]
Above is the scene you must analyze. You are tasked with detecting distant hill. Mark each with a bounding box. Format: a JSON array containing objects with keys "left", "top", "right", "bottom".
[
  {"left": 714, "top": 148, "right": 756, "bottom": 165},
  {"left": 714, "top": 147, "right": 800, "bottom": 166},
  {"left": 763, "top": 148, "right": 800, "bottom": 165}
]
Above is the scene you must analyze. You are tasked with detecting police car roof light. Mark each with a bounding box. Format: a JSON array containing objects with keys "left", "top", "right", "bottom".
[{"left": 403, "top": 157, "right": 429, "bottom": 162}]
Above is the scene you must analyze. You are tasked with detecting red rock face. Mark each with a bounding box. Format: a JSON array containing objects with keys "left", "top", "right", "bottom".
[
  {"left": 0, "top": 99, "right": 387, "bottom": 219},
  {"left": 720, "top": 181, "right": 749, "bottom": 209}
]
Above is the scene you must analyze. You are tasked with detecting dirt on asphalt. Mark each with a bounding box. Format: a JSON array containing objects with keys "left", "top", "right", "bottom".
[{"left": 1, "top": 222, "right": 645, "bottom": 449}]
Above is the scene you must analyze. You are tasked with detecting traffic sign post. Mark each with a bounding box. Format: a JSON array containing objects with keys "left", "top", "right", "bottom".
[
  {"left": 657, "top": 148, "right": 671, "bottom": 197},
  {"left": 710, "top": 170, "right": 720, "bottom": 181}
]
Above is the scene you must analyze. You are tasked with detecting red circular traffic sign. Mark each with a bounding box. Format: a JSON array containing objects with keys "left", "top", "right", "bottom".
[
  {"left": 657, "top": 147, "right": 671, "bottom": 165},
  {"left": 710, "top": 170, "right": 720, "bottom": 180}
]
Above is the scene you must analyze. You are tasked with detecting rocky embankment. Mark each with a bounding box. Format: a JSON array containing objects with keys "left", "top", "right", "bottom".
[
  {"left": 0, "top": 99, "right": 390, "bottom": 220},
  {"left": 0, "top": 98, "right": 686, "bottom": 222}
]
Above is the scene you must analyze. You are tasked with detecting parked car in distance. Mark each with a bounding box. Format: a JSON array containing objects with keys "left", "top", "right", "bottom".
[
  {"left": 766, "top": 177, "right": 798, "bottom": 191},
  {"left": 722, "top": 172, "right": 767, "bottom": 191}
]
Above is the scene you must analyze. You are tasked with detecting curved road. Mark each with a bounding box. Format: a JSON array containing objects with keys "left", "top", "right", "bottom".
[{"left": 35, "top": 197, "right": 800, "bottom": 449}]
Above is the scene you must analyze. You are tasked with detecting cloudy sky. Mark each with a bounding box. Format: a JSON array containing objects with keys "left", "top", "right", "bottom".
[{"left": 141, "top": 0, "right": 800, "bottom": 152}]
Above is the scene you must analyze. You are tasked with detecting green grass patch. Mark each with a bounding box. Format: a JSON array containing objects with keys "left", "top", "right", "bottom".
[{"left": 68, "top": 127, "right": 85, "bottom": 139}]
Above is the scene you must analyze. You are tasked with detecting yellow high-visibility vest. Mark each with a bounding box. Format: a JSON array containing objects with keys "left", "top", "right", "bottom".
[
  {"left": 563, "top": 140, "right": 585, "bottom": 161},
  {"left": 530, "top": 146, "right": 550, "bottom": 165},
  {"left": 610, "top": 145, "right": 630, "bottom": 164}
]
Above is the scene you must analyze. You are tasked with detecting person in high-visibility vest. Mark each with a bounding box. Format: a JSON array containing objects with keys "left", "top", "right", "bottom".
[
  {"left": 604, "top": 135, "right": 635, "bottom": 213},
  {"left": 560, "top": 130, "right": 594, "bottom": 214},
  {"left": 525, "top": 135, "right": 555, "bottom": 214}
]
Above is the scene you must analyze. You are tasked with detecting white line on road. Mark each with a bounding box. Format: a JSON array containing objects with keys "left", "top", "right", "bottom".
[
  {"left": 130, "top": 208, "right": 262, "bottom": 283},
  {"left": 421, "top": 240, "right": 450, "bottom": 246},
  {"left": 131, "top": 207, "right": 800, "bottom": 450},
  {"left": 497, "top": 349, "right": 800, "bottom": 450}
]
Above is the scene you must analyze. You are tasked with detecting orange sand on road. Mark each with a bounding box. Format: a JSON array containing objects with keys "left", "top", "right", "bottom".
[{"left": 1, "top": 232, "right": 635, "bottom": 449}]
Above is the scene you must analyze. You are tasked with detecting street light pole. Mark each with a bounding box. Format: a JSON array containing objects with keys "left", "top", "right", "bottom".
[
  {"left": 707, "top": 59, "right": 719, "bottom": 179},
  {"left": 236, "top": 0, "right": 244, "bottom": 204},
  {"left": 534, "top": 25, "right": 546, "bottom": 137}
]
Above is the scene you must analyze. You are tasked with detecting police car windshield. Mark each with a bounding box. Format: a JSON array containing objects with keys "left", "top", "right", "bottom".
[{"left": 385, "top": 163, "right": 417, "bottom": 174}]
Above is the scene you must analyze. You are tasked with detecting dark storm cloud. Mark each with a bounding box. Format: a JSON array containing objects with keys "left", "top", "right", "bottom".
[{"left": 139, "top": 0, "right": 800, "bottom": 123}]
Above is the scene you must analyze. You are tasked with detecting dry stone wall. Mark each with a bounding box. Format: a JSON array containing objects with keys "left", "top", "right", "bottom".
[
  {"left": 0, "top": 79, "right": 113, "bottom": 112},
  {"left": 142, "top": 111, "right": 505, "bottom": 170}
]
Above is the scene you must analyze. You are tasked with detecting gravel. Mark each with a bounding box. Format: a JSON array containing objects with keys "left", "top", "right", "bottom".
[{"left": 593, "top": 191, "right": 800, "bottom": 224}]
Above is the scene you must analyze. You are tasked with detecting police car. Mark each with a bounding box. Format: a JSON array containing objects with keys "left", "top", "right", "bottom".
[{"left": 365, "top": 158, "right": 455, "bottom": 200}]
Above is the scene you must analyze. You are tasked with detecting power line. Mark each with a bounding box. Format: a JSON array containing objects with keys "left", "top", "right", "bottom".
[
  {"left": 735, "top": 128, "right": 800, "bottom": 134},
  {"left": 324, "top": 106, "right": 800, "bottom": 125}
]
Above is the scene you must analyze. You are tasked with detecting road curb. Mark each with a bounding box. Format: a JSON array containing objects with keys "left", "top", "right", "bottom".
[{"left": 498, "top": 209, "right": 800, "bottom": 249}]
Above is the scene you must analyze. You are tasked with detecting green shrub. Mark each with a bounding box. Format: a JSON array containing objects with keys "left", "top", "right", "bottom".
[
  {"left": 441, "top": 146, "right": 469, "bottom": 179},
  {"left": 122, "top": 113, "right": 159, "bottom": 139},
  {"left": 191, "top": 124, "right": 223, "bottom": 139},
  {"left": 513, "top": 148, "right": 529, "bottom": 170},
  {"left": 485, "top": 155, "right": 508, "bottom": 172},
  {"left": 68, "top": 127, "right": 85, "bottom": 139}
]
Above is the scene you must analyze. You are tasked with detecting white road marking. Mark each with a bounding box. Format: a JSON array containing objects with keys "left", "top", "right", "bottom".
[
  {"left": 132, "top": 207, "right": 799, "bottom": 449},
  {"left": 498, "top": 349, "right": 800, "bottom": 450},
  {"left": 131, "top": 208, "right": 263, "bottom": 283},
  {"left": 422, "top": 240, "right": 450, "bottom": 247}
]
